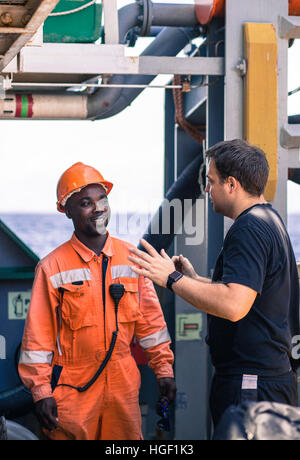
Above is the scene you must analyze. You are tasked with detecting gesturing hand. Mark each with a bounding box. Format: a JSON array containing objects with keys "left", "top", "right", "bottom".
[
  {"left": 172, "top": 254, "right": 198, "bottom": 280},
  {"left": 128, "top": 239, "right": 175, "bottom": 288}
]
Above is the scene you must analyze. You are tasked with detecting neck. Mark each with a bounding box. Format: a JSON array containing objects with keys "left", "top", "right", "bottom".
[
  {"left": 75, "top": 231, "right": 108, "bottom": 256},
  {"left": 231, "top": 195, "right": 267, "bottom": 220}
]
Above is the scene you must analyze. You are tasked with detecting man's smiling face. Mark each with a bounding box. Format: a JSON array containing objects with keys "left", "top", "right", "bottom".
[{"left": 65, "top": 183, "right": 111, "bottom": 237}]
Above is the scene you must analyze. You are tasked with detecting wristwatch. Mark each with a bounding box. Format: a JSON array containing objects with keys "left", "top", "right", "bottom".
[{"left": 166, "top": 270, "right": 183, "bottom": 291}]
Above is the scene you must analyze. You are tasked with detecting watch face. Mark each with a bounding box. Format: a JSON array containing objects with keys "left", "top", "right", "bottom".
[
  {"left": 167, "top": 271, "right": 183, "bottom": 291},
  {"left": 170, "top": 271, "right": 182, "bottom": 282}
]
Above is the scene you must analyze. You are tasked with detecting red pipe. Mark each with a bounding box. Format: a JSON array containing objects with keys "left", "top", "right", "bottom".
[
  {"left": 289, "top": 0, "right": 300, "bottom": 15},
  {"left": 194, "top": 0, "right": 300, "bottom": 25}
]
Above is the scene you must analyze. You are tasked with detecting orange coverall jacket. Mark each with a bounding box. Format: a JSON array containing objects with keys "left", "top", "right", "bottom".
[{"left": 18, "top": 233, "right": 174, "bottom": 440}]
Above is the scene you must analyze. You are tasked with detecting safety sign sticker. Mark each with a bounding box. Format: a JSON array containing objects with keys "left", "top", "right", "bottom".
[
  {"left": 8, "top": 291, "right": 31, "bottom": 320},
  {"left": 176, "top": 313, "right": 203, "bottom": 341}
]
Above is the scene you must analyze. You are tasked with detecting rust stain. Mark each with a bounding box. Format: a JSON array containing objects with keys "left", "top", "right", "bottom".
[{"left": 129, "top": 56, "right": 138, "bottom": 64}]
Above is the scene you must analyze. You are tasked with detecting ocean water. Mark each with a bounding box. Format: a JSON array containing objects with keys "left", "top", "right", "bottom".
[
  {"left": 0, "top": 213, "right": 152, "bottom": 259},
  {"left": 1, "top": 212, "right": 300, "bottom": 261}
]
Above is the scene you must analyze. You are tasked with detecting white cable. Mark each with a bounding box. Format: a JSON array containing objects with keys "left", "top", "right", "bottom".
[
  {"left": 11, "top": 82, "right": 188, "bottom": 90},
  {"left": 49, "top": 0, "right": 97, "bottom": 17}
]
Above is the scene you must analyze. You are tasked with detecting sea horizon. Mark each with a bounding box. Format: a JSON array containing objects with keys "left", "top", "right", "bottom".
[{"left": 1, "top": 212, "right": 300, "bottom": 261}]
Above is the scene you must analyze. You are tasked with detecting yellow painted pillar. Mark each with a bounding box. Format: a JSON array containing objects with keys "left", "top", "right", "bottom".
[{"left": 244, "top": 23, "right": 278, "bottom": 201}]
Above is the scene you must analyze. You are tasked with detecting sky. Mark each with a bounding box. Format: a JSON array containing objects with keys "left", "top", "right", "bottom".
[{"left": 0, "top": 0, "right": 299, "bottom": 215}]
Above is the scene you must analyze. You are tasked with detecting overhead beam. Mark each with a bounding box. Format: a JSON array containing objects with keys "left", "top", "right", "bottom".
[{"left": 3, "top": 44, "right": 224, "bottom": 76}]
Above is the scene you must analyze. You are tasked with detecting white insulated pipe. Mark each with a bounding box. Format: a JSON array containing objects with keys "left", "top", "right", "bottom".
[{"left": 0, "top": 94, "right": 88, "bottom": 119}]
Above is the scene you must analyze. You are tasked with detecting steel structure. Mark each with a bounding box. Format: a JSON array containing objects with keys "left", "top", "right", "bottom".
[{"left": 0, "top": 0, "right": 60, "bottom": 72}]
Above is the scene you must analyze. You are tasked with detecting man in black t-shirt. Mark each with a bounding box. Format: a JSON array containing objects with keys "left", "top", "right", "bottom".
[{"left": 128, "top": 139, "right": 300, "bottom": 429}]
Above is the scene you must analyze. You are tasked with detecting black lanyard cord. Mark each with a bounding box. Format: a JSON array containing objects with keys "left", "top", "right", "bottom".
[{"left": 55, "top": 283, "right": 125, "bottom": 393}]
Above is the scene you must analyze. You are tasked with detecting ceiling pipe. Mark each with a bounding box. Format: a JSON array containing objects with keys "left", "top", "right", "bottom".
[
  {"left": 87, "top": 1, "right": 199, "bottom": 120},
  {"left": 0, "top": 2, "right": 201, "bottom": 120},
  {"left": 152, "top": 3, "right": 199, "bottom": 27},
  {"left": 118, "top": 2, "right": 141, "bottom": 43},
  {"left": 0, "top": 94, "right": 88, "bottom": 119},
  {"left": 4, "top": 0, "right": 300, "bottom": 121},
  {"left": 118, "top": 1, "right": 199, "bottom": 42},
  {"left": 87, "top": 26, "right": 200, "bottom": 120}
]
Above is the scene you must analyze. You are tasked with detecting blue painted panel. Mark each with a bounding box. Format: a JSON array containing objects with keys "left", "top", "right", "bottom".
[{"left": 0, "top": 280, "right": 32, "bottom": 392}]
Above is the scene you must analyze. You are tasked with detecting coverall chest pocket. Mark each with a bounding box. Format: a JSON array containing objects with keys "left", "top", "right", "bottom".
[
  {"left": 61, "top": 283, "right": 97, "bottom": 330},
  {"left": 118, "top": 281, "right": 142, "bottom": 323}
]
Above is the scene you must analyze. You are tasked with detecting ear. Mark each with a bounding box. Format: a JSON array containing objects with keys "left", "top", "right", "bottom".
[
  {"left": 227, "top": 176, "right": 238, "bottom": 193},
  {"left": 65, "top": 205, "right": 72, "bottom": 219}
]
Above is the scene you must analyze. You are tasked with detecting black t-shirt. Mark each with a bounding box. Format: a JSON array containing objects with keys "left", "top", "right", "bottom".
[{"left": 207, "top": 203, "right": 299, "bottom": 376}]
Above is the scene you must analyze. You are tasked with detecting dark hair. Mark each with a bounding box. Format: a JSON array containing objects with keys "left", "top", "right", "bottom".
[{"left": 205, "top": 139, "right": 269, "bottom": 197}]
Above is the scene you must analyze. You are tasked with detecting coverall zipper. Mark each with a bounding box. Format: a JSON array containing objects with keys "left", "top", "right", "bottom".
[{"left": 102, "top": 254, "right": 109, "bottom": 349}]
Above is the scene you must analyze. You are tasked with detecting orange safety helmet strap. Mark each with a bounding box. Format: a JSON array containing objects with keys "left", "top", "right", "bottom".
[{"left": 56, "top": 162, "right": 113, "bottom": 213}]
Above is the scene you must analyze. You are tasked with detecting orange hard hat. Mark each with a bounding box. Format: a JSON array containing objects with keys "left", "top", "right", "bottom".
[{"left": 56, "top": 162, "right": 113, "bottom": 213}]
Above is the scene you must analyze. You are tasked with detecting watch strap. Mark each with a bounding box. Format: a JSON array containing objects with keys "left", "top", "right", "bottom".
[{"left": 166, "top": 271, "right": 183, "bottom": 291}]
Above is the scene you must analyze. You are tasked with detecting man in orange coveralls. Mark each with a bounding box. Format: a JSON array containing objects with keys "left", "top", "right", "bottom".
[{"left": 18, "top": 162, "right": 176, "bottom": 440}]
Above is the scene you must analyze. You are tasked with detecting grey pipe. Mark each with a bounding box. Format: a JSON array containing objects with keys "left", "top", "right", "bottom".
[
  {"left": 87, "top": 2, "right": 200, "bottom": 120},
  {"left": 152, "top": 3, "right": 198, "bottom": 27},
  {"left": 89, "top": 2, "right": 143, "bottom": 118},
  {"left": 88, "top": 25, "right": 200, "bottom": 120},
  {"left": 117, "top": 1, "right": 199, "bottom": 42},
  {"left": 118, "top": 2, "right": 140, "bottom": 44}
]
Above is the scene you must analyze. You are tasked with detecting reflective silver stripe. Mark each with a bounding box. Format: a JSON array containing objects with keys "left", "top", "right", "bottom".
[
  {"left": 138, "top": 329, "right": 171, "bottom": 350},
  {"left": 50, "top": 268, "right": 91, "bottom": 289},
  {"left": 19, "top": 350, "right": 53, "bottom": 365},
  {"left": 111, "top": 265, "right": 138, "bottom": 280}
]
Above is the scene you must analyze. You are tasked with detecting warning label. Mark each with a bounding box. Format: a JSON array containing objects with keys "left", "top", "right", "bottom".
[
  {"left": 176, "top": 313, "right": 203, "bottom": 341},
  {"left": 8, "top": 291, "right": 31, "bottom": 320}
]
